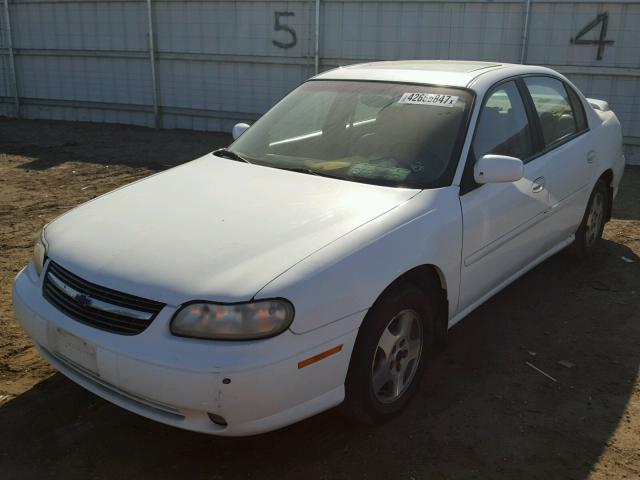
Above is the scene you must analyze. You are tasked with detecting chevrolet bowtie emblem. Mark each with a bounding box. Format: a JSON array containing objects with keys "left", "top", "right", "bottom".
[{"left": 74, "top": 293, "right": 92, "bottom": 306}]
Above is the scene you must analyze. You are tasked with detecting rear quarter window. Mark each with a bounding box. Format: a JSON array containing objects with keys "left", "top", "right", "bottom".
[{"left": 565, "top": 85, "right": 589, "bottom": 132}]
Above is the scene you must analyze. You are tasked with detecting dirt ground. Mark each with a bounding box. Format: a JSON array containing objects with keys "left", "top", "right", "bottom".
[{"left": 1, "top": 118, "right": 639, "bottom": 479}]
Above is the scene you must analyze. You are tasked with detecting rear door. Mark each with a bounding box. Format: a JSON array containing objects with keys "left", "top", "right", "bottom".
[
  {"left": 521, "top": 77, "right": 594, "bottom": 241},
  {"left": 458, "top": 80, "right": 553, "bottom": 311}
]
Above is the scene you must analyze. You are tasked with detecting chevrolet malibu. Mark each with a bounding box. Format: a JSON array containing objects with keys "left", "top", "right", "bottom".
[{"left": 13, "top": 61, "right": 624, "bottom": 435}]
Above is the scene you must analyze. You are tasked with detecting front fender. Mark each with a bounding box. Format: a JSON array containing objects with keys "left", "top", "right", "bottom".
[{"left": 255, "top": 187, "right": 463, "bottom": 334}]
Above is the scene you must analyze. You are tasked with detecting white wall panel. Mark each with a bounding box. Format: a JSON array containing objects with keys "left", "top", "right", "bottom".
[
  {"left": 153, "top": 1, "right": 314, "bottom": 57},
  {"left": 20, "top": 103, "right": 153, "bottom": 126},
  {"left": 17, "top": 55, "right": 152, "bottom": 105},
  {"left": 156, "top": 59, "right": 310, "bottom": 113},
  {"left": 0, "top": 0, "right": 637, "bottom": 163},
  {"left": 11, "top": 0, "right": 147, "bottom": 51}
]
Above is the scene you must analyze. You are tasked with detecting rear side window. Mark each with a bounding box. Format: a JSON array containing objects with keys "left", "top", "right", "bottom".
[
  {"left": 566, "top": 85, "right": 589, "bottom": 132},
  {"left": 524, "top": 77, "right": 577, "bottom": 146},
  {"left": 473, "top": 81, "right": 534, "bottom": 161}
]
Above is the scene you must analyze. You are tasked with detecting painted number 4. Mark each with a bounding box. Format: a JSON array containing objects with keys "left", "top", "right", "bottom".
[{"left": 570, "top": 12, "right": 614, "bottom": 60}]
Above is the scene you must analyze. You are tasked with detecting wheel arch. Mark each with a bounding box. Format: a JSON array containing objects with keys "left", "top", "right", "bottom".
[
  {"left": 598, "top": 168, "right": 614, "bottom": 221},
  {"left": 369, "top": 264, "right": 449, "bottom": 344}
]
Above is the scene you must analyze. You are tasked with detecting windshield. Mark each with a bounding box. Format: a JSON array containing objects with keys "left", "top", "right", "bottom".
[{"left": 229, "top": 80, "right": 473, "bottom": 188}]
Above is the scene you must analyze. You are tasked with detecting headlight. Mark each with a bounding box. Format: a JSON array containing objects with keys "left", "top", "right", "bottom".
[
  {"left": 33, "top": 227, "right": 48, "bottom": 276},
  {"left": 170, "top": 300, "right": 294, "bottom": 340}
]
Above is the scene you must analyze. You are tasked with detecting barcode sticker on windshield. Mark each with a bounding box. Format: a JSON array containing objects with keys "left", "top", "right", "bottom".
[{"left": 399, "top": 93, "right": 459, "bottom": 107}]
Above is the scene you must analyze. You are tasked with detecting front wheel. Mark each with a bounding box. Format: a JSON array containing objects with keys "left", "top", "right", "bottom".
[
  {"left": 341, "top": 283, "right": 436, "bottom": 424},
  {"left": 570, "top": 179, "right": 609, "bottom": 259}
]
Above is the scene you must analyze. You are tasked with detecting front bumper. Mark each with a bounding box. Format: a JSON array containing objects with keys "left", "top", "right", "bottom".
[{"left": 12, "top": 264, "right": 362, "bottom": 436}]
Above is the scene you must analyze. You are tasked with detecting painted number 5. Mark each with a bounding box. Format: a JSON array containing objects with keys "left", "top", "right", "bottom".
[{"left": 273, "top": 12, "right": 297, "bottom": 49}]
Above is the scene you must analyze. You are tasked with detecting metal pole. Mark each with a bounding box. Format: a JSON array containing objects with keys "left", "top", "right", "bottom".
[
  {"left": 520, "top": 0, "right": 532, "bottom": 64},
  {"left": 314, "top": 0, "right": 320, "bottom": 74},
  {"left": 146, "top": 0, "right": 160, "bottom": 128},
  {"left": 3, "top": 0, "right": 19, "bottom": 116}
]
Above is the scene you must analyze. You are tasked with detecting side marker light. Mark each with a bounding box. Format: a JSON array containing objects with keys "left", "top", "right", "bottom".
[{"left": 298, "top": 345, "right": 343, "bottom": 369}]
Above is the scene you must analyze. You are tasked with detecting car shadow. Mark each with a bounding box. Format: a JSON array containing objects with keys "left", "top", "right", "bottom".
[
  {"left": 1, "top": 236, "right": 638, "bottom": 479},
  {"left": 0, "top": 118, "right": 230, "bottom": 171},
  {"left": 611, "top": 165, "right": 640, "bottom": 221}
]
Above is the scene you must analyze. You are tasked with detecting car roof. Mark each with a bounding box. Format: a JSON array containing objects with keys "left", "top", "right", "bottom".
[{"left": 313, "top": 60, "right": 561, "bottom": 95}]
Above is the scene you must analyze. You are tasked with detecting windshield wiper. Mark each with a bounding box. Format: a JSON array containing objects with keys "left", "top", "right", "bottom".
[
  {"left": 213, "top": 148, "right": 253, "bottom": 164},
  {"left": 275, "top": 166, "right": 342, "bottom": 179}
]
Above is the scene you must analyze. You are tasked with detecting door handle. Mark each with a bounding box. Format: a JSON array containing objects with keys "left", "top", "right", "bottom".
[
  {"left": 587, "top": 150, "right": 596, "bottom": 164},
  {"left": 532, "top": 177, "right": 545, "bottom": 193}
]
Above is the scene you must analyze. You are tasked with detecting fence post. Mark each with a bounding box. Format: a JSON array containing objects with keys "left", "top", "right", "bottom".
[
  {"left": 146, "top": 0, "right": 160, "bottom": 128},
  {"left": 314, "top": 0, "right": 320, "bottom": 74},
  {"left": 3, "top": 0, "right": 19, "bottom": 117},
  {"left": 520, "top": 0, "right": 532, "bottom": 64}
]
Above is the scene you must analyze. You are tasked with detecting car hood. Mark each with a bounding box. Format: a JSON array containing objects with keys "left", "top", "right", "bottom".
[{"left": 46, "top": 155, "right": 419, "bottom": 306}]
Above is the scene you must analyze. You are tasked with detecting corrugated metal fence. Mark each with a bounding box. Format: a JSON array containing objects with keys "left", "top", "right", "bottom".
[{"left": 1, "top": 0, "right": 639, "bottom": 162}]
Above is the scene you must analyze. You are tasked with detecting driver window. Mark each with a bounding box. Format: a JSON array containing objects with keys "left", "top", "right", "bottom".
[{"left": 473, "top": 81, "right": 533, "bottom": 162}]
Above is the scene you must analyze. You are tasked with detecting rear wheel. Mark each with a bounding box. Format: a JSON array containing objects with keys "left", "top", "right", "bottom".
[
  {"left": 341, "top": 283, "right": 436, "bottom": 424},
  {"left": 570, "top": 179, "right": 609, "bottom": 259}
]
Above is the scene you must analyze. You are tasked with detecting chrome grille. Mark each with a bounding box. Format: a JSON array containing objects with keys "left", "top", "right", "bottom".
[{"left": 43, "top": 261, "right": 165, "bottom": 335}]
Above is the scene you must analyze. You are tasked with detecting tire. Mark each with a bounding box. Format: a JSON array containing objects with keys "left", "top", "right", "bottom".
[
  {"left": 569, "top": 179, "right": 609, "bottom": 259},
  {"left": 341, "top": 282, "right": 437, "bottom": 424}
]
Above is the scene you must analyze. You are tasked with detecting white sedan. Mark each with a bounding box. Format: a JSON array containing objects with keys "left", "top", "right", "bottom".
[{"left": 13, "top": 61, "right": 624, "bottom": 436}]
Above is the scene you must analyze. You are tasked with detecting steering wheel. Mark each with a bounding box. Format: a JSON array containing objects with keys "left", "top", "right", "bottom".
[
  {"left": 371, "top": 147, "right": 445, "bottom": 178},
  {"left": 412, "top": 148, "right": 446, "bottom": 177}
]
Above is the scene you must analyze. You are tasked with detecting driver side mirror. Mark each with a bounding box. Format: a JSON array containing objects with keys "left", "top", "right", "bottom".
[
  {"left": 232, "top": 122, "right": 251, "bottom": 140},
  {"left": 474, "top": 154, "right": 524, "bottom": 184}
]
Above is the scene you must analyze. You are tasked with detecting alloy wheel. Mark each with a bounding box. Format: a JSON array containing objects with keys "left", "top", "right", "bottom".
[
  {"left": 585, "top": 190, "right": 605, "bottom": 248},
  {"left": 371, "top": 309, "right": 423, "bottom": 404}
]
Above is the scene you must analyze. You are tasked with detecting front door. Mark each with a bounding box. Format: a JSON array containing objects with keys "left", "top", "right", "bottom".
[{"left": 459, "top": 80, "right": 553, "bottom": 312}]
